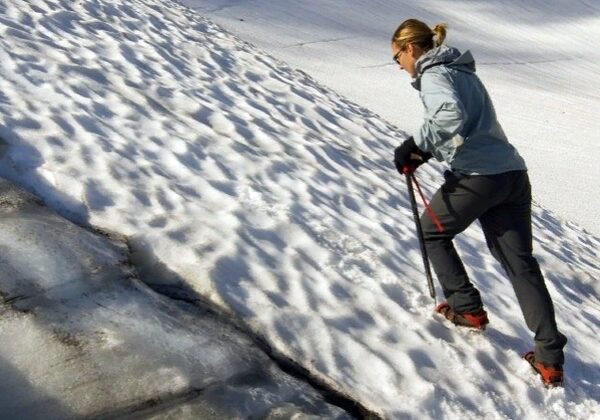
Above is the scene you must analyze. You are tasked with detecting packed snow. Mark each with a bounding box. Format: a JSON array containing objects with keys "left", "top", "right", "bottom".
[
  {"left": 182, "top": 0, "right": 600, "bottom": 237},
  {"left": 0, "top": 0, "right": 599, "bottom": 418}
]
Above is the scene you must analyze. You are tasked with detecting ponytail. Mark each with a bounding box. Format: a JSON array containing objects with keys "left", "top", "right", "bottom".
[{"left": 432, "top": 23, "right": 448, "bottom": 47}]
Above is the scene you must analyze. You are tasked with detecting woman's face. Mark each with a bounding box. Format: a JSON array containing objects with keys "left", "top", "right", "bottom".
[{"left": 392, "top": 43, "right": 422, "bottom": 78}]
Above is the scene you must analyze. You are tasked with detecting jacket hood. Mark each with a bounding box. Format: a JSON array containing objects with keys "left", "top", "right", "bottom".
[{"left": 411, "top": 45, "right": 476, "bottom": 90}]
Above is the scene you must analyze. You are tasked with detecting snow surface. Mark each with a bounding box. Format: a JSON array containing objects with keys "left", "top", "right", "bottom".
[
  {"left": 0, "top": 178, "right": 350, "bottom": 419},
  {"left": 0, "top": 0, "right": 599, "bottom": 418},
  {"left": 181, "top": 0, "right": 600, "bottom": 237}
]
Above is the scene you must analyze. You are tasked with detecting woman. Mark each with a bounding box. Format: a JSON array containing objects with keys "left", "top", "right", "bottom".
[{"left": 391, "top": 19, "right": 566, "bottom": 387}]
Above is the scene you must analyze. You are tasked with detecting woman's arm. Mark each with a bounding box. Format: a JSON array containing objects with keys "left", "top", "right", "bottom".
[{"left": 414, "top": 71, "right": 467, "bottom": 159}]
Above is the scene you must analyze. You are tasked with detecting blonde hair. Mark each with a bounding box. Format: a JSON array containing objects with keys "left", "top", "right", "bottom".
[{"left": 392, "top": 19, "right": 447, "bottom": 51}]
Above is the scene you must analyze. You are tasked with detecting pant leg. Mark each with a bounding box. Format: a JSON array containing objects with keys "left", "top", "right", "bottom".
[
  {"left": 479, "top": 172, "right": 567, "bottom": 364},
  {"left": 421, "top": 173, "right": 502, "bottom": 313}
]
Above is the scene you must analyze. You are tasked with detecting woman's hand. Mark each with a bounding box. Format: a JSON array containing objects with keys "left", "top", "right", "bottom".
[{"left": 394, "top": 137, "right": 432, "bottom": 174}]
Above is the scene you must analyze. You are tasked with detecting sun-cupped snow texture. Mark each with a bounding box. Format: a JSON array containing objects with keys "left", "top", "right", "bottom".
[
  {"left": 181, "top": 0, "right": 600, "bottom": 236},
  {"left": 0, "top": 178, "right": 351, "bottom": 419},
  {"left": 0, "top": 0, "right": 599, "bottom": 418}
]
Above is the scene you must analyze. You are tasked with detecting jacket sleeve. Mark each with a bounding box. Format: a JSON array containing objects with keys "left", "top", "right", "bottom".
[{"left": 413, "top": 71, "right": 466, "bottom": 159}]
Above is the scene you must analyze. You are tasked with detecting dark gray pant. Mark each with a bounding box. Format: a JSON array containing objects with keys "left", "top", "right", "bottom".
[{"left": 421, "top": 170, "right": 567, "bottom": 364}]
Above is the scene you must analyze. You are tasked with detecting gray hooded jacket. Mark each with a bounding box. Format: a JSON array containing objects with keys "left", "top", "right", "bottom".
[{"left": 412, "top": 45, "right": 527, "bottom": 175}]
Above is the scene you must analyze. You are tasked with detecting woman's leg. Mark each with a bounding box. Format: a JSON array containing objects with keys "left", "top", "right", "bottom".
[
  {"left": 420, "top": 173, "right": 501, "bottom": 313},
  {"left": 479, "top": 172, "right": 566, "bottom": 364}
]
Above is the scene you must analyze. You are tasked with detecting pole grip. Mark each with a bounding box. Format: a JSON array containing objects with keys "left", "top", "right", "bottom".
[{"left": 402, "top": 164, "right": 415, "bottom": 175}]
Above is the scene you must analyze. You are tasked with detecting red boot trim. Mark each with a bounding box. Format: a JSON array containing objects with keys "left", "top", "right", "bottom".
[
  {"left": 462, "top": 310, "right": 489, "bottom": 330},
  {"left": 435, "top": 302, "right": 450, "bottom": 314},
  {"left": 435, "top": 302, "right": 489, "bottom": 330},
  {"left": 523, "top": 352, "right": 564, "bottom": 388}
]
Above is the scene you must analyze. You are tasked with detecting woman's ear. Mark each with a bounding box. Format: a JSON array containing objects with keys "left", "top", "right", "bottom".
[{"left": 408, "top": 43, "right": 422, "bottom": 58}]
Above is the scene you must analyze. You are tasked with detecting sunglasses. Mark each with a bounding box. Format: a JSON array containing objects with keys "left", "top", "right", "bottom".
[{"left": 393, "top": 49, "right": 403, "bottom": 64}]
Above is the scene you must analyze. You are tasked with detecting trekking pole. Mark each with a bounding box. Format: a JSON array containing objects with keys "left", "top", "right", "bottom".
[{"left": 403, "top": 165, "right": 437, "bottom": 301}]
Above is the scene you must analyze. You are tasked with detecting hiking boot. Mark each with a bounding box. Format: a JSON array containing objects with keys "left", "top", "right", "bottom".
[
  {"left": 523, "top": 351, "right": 564, "bottom": 388},
  {"left": 435, "top": 302, "right": 489, "bottom": 330}
]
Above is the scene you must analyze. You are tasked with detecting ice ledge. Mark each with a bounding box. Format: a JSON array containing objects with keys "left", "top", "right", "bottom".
[{"left": 0, "top": 177, "right": 365, "bottom": 419}]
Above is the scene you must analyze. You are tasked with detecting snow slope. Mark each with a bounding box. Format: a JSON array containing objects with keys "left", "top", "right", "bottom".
[
  {"left": 181, "top": 0, "right": 600, "bottom": 236},
  {"left": 0, "top": 0, "right": 599, "bottom": 418},
  {"left": 0, "top": 179, "right": 350, "bottom": 419}
]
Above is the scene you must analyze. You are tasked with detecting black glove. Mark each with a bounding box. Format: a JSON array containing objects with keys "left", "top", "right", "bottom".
[{"left": 393, "top": 137, "right": 432, "bottom": 174}]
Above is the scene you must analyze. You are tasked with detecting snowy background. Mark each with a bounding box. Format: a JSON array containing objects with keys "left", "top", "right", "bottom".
[
  {"left": 182, "top": 0, "right": 600, "bottom": 237},
  {"left": 0, "top": 0, "right": 599, "bottom": 418}
]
